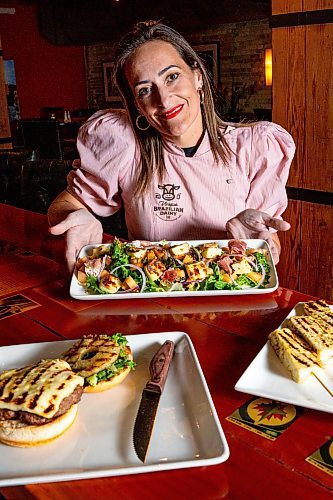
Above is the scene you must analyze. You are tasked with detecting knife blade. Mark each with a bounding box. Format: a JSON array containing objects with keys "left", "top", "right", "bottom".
[{"left": 133, "top": 340, "right": 175, "bottom": 463}]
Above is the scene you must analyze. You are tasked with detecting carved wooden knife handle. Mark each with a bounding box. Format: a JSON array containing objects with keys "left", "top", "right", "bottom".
[{"left": 146, "top": 340, "right": 175, "bottom": 393}]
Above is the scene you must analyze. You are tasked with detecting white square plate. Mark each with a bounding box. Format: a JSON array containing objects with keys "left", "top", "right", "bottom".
[
  {"left": 0, "top": 331, "right": 229, "bottom": 487},
  {"left": 70, "top": 239, "right": 278, "bottom": 300},
  {"left": 235, "top": 303, "right": 333, "bottom": 413}
]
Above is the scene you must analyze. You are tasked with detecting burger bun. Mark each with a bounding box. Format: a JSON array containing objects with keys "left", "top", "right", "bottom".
[
  {"left": 84, "top": 352, "right": 133, "bottom": 393},
  {"left": 0, "top": 404, "right": 78, "bottom": 448}
]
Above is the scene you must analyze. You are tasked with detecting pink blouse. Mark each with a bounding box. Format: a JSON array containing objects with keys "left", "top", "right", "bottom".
[{"left": 67, "top": 109, "right": 295, "bottom": 241}]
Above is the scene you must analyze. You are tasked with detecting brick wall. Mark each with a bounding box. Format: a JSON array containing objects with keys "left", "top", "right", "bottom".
[{"left": 84, "top": 18, "right": 271, "bottom": 118}]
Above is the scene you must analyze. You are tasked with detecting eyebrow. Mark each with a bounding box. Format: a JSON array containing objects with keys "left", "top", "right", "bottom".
[{"left": 134, "top": 65, "right": 181, "bottom": 88}]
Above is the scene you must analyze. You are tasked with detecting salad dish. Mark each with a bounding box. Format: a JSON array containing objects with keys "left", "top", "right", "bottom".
[{"left": 70, "top": 238, "right": 278, "bottom": 300}]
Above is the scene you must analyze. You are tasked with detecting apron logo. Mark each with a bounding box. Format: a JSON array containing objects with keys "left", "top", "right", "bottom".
[
  {"left": 154, "top": 184, "right": 183, "bottom": 221},
  {"left": 156, "top": 184, "right": 180, "bottom": 201}
]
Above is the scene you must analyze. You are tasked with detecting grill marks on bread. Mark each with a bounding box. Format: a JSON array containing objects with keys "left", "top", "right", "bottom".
[
  {"left": 289, "top": 316, "right": 333, "bottom": 365},
  {"left": 310, "top": 311, "right": 333, "bottom": 334},
  {"left": 303, "top": 300, "right": 331, "bottom": 315},
  {"left": 269, "top": 299, "right": 333, "bottom": 383},
  {"left": 0, "top": 359, "right": 84, "bottom": 418},
  {"left": 62, "top": 335, "right": 121, "bottom": 378},
  {"left": 269, "top": 328, "right": 318, "bottom": 382}
]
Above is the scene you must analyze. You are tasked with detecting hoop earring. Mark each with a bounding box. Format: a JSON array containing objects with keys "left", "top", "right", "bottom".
[
  {"left": 135, "top": 114, "right": 150, "bottom": 131},
  {"left": 198, "top": 88, "right": 204, "bottom": 105}
]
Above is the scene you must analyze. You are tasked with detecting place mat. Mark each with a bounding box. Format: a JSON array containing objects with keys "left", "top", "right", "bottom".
[
  {"left": 0, "top": 294, "right": 40, "bottom": 320},
  {"left": 226, "top": 397, "right": 303, "bottom": 440},
  {"left": 0, "top": 257, "right": 63, "bottom": 297},
  {"left": 306, "top": 438, "right": 333, "bottom": 476}
]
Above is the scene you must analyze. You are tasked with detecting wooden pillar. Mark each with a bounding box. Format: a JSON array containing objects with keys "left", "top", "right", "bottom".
[
  {"left": 0, "top": 33, "right": 12, "bottom": 149},
  {"left": 271, "top": 0, "right": 333, "bottom": 300}
]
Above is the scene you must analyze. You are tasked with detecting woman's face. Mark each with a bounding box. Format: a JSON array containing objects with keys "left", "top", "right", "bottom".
[{"left": 125, "top": 40, "right": 203, "bottom": 147}]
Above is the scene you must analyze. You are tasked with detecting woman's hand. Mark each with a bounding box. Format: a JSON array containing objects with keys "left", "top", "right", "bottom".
[
  {"left": 49, "top": 208, "right": 103, "bottom": 272},
  {"left": 226, "top": 209, "right": 290, "bottom": 264}
]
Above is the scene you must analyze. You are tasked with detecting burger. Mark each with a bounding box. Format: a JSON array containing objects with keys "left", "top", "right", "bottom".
[
  {"left": 0, "top": 358, "right": 84, "bottom": 447},
  {"left": 62, "top": 333, "right": 135, "bottom": 393}
]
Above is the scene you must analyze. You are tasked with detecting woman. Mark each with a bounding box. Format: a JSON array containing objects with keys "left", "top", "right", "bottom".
[{"left": 48, "top": 20, "right": 295, "bottom": 271}]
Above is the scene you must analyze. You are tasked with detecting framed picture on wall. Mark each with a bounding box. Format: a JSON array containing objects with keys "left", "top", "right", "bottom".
[
  {"left": 102, "top": 62, "right": 122, "bottom": 103},
  {"left": 193, "top": 42, "right": 220, "bottom": 89}
]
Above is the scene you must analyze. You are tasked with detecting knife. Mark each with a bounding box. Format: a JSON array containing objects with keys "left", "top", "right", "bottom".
[{"left": 133, "top": 340, "right": 175, "bottom": 463}]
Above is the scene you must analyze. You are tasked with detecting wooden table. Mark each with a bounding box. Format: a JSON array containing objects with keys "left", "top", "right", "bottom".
[{"left": 0, "top": 204, "right": 332, "bottom": 499}]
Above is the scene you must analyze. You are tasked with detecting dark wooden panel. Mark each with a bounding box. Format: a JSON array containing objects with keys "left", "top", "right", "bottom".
[
  {"left": 273, "top": 0, "right": 333, "bottom": 13},
  {"left": 272, "top": 27, "right": 305, "bottom": 188},
  {"left": 272, "top": 0, "right": 303, "bottom": 15},
  {"left": 279, "top": 200, "right": 332, "bottom": 300},
  {"left": 305, "top": 0, "right": 333, "bottom": 10},
  {"left": 0, "top": 34, "right": 11, "bottom": 150},
  {"left": 272, "top": 0, "right": 333, "bottom": 299},
  {"left": 305, "top": 23, "right": 333, "bottom": 191},
  {"left": 299, "top": 202, "right": 333, "bottom": 300},
  {"left": 278, "top": 199, "right": 302, "bottom": 292}
]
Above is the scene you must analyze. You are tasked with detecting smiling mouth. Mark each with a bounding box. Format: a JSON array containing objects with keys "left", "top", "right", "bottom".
[{"left": 160, "top": 105, "right": 183, "bottom": 120}]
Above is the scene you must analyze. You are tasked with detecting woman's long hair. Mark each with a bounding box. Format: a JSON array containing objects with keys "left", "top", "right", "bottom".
[{"left": 114, "top": 20, "right": 231, "bottom": 195}]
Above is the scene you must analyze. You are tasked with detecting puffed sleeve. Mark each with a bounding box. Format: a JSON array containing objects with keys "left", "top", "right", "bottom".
[
  {"left": 67, "top": 109, "right": 137, "bottom": 217},
  {"left": 245, "top": 122, "right": 295, "bottom": 218}
]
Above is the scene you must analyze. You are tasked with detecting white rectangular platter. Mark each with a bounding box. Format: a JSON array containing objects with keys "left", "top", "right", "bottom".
[
  {"left": 235, "top": 303, "right": 333, "bottom": 413},
  {"left": 70, "top": 239, "right": 278, "bottom": 300},
  {"left": 0, "top": 331, "right": 229, "bottom": 487}
]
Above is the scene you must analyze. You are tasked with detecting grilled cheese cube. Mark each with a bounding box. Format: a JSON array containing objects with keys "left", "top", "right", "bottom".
[
  {"left": 202, "top": 244, "right": 222, "bottom": 259},
  {"left": 170, "top": 242, "right": 190, "bottom": 257},
  {"left": 127, "top": 248, "right": 147, "bottom": 260},
  {"left": 99, "top": 274, "right": 122, "bottom": 294},
  {"left": 185, "top": 261, "right": 208, "bottom": 281},
  {"left": 144, "top": 260, "right": 166, "bottom": 281},
  {"left": 289, "top": 316, "right": 333, "bottom": 365},
  {"left": 303, "top": 300, "right": 331, "bottom": 316},
  {"left": 121, "top": 276, "right": 138, "bottom": 290},
  {"left": 231, "top": 259, "right": 252, "bottom": 275},
  {"left": 269, "top": 328, "right": 318, "bottom": 383}
]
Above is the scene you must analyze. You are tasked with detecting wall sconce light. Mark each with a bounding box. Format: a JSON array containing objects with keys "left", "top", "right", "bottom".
[{"left": 265, "top": 49, "right": 272, "bottom": 86}]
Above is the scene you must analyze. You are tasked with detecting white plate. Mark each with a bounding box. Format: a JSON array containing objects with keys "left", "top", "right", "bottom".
[
  {"left": 235, "top": 303, "right": 333, "bottom": 413},
  {"left": 70, "top": 239, "right": 278, "bottom": 300},
  {"left": 0, "top": 331, "right": 229, "bottom": 487}
]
